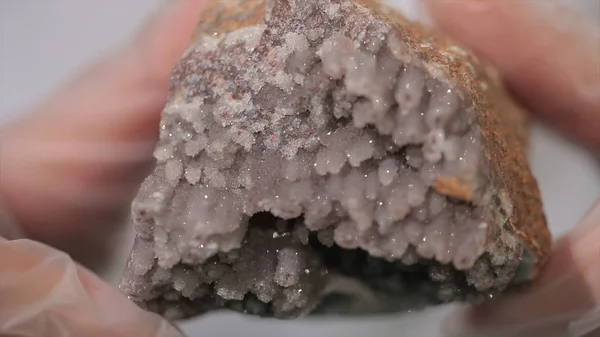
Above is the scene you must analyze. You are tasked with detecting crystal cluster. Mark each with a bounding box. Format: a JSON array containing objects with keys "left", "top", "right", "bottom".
[{"left": 120, "top": 0, "right": 527, "bottom": 320}]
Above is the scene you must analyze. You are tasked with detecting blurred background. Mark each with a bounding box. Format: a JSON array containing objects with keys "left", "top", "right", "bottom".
[{"left": 1, "top": 0, "right": 599, "bottom": 336}]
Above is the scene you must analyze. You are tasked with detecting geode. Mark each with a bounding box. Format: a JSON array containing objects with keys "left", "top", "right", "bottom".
[{"left": 120, "top": 0, "right": 551, "bottom": 320}]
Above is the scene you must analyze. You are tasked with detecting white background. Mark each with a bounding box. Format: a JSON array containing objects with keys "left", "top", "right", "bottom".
[{"left": 1, "top": 1, "right": 599, "bottom": 336}]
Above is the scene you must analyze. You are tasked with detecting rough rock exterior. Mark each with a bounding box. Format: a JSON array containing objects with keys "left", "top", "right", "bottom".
[{"left": 120, "top": 0, "right": 551, "bottom": 320}]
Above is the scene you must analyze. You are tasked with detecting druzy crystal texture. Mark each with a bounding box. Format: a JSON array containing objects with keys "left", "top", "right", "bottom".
[{"left": 120, "top": 0, "right": 551, "bottom": 320}]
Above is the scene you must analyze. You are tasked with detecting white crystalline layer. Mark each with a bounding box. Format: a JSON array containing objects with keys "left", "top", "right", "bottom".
[
  {"left": 315, "top": 147, "right": 346, "bottom": 175},
  {"left": 121, "top": 0, "right": 522, "bottom": 321},
  {"left": 318, "top": 34, "right": 355, "bottom": 79},
  {"left": 395, "top": 66, "right": 425, "bottom": 116},
  {"left": 164, "top": 159, "right": 183, "bottom": 184},
  {"left": 346, "top": 135, "right": 375, "bottom": 167},
  {"left": 426, "top": 86, "right": 459, "bottom": 130},
  {"left": 275, "top": 248, "right": 302, "bottom": 287},
  {"left": 224, "top": 25, "right": 267, "bottom": 52},
  {"left": 378, "top": 158, "right": 398, "bottom": 186}
]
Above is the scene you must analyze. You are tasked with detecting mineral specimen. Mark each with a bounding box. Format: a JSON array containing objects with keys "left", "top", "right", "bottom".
[{"left": 120, "top": 0, "right": 551, "bottom": 320}]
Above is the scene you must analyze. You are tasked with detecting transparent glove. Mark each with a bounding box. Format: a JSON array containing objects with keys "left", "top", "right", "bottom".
[
  {"left": 0, "top": 1, "right": 206, "bottom": 336},
  {"left": 0, "top": 237, "right": 183, "bottom": 337},
  {"left": 425, "top": 0, "right": 600, "bottom": 336}
]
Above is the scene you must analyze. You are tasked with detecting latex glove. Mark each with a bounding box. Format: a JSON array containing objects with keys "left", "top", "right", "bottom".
[
  {"left": 0, "top": 1, "right": 206, "bottom": 336},
  {"left": 424, "top": 1, "right": 600, "bottom": 336},
  {"left": 0, "top": 0, "right": 205, "bottom": 267},
  {"left": 0, "top": 237, "right": 183, "bottom": 337}
]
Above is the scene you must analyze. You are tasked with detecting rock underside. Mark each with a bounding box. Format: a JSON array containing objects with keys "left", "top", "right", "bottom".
[{"left": 120, "top": 0, "right": 529, "bottom": 320}]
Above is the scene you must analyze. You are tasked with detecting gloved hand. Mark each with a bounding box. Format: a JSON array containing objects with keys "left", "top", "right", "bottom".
[
  {"left": 0, "top": 1, "right": 206, "bottom": 336},
  {"left": 425, "top": 1, "right": 600, "bottom": 336},
  {"left": 0, "top": 237, "right": 183, "bottom": 337}
]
